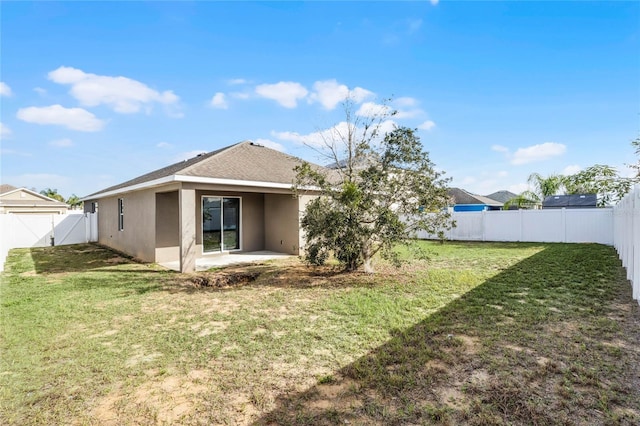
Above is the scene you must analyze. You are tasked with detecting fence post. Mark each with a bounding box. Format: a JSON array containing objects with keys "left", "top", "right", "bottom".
[
  {"left": 561, "top": 208, "right": 567, "bottom": 243},
  {"left": 482, "top": 210, "right": 486, "bottom": 242}
]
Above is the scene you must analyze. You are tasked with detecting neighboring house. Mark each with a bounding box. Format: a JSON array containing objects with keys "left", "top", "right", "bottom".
[
  {"left": 542, "top": 194, "right": 597, "bottom": 209},
  {"left": 0, "top": 184, "right": 69, "bottom": 214},
  {"left": 485, "top": 190, "right": 519, "bottom": 205},
  {"left": 82, "top": 141, "right": 325, "bottom": 273},
  {"left": 447, "top": 188, "right": 504, "bottom": 212}
]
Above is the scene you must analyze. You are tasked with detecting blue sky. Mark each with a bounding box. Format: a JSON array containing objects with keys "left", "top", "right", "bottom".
[{"left": 1, "top": 1, "right": 638, "bottom": 198}]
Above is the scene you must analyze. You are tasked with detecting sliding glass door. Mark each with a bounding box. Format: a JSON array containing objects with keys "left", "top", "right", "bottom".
[{"left": 202, "top": 196, "right": 240, "bottom": 253}]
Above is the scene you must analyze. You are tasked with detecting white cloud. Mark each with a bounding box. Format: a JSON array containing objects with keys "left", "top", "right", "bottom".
[
  {"left": 272, "top": 119, "right": 397, "bottom": 149},
  {"left": 430, "top": 0, "right": 440, "bottom": 5},
  {"left": 394, "top": 97, "right": 418, "bottom": 108},
  {"left": 511, "top": 142, "right": 566, "bottom": 165},
  {"left": 0, "top": 82, "right": 12, "bottom": 97},
  {"left": 350, "top": 87, "right": 375, "bottom": 104},
  {"left": 47, "top": 66, "right": 180, "bottom": 115},
  {"left": 17, "top": 104, "right": 105, "bottom": 132},
  {"left": 255, "top": 81, "right": 308, "bottom": 108},
  {"left": 210, "top": 92, "right": 228, "bottom": 109},
  {"left": 497, "top": 170, "right": 508, "bottom": 178},
  {"left": 491, "top": 144, "right": 509, "bottom": 153},
  {"left": 174, "top": 150, "right": 207, "bottom": 162},
  {"left": 395, "top": 108, "right": 424, "bottom": 119},
  {"left": 308, "top": 79, "right": 374, "bottom": 110},
  {"left": 156, "top": 142, "right": 171, "bottom": 148},
  {"left": 273, "top": 122, "right": 356, "bottom": 148},
  {"left": 253, "top": 138, "right": 285, "bottom": 152},
  {"left": 230, "top": 92, "right": 251, "bottom": 100},
  {"left": 49, "top": 138, "right": 73, "bottom": 148},
  {"left": 418, "top": 120, "right": 436, "bottom": 131},
  {"left": 508, "top": 183, "right": 529, "bottom": 194},
  {"left": 562, "top": 164, "right": 582, "bottom": 175},
  {"left": 34, "top": 87, "right": 47, "bottom": 96},
  {"left": 356, "top": 101, "right": 392, "bottom": 118},
  {"left": 0, "top": 122, "right": 11, "bottom": 138},
  {"left": 228, "top": 78, "right": 248, "bottom": 85}
]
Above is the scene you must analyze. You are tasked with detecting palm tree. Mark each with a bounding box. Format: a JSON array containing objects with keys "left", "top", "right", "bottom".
[
  {"left": 66, "top": 194, "right": 83, "bottom": 210},
  {"left": 504, "top": 173, "right": 566, "bottom": 209},
  {"left": 40, "top": 188, "right": 65, "bottom": 202}
]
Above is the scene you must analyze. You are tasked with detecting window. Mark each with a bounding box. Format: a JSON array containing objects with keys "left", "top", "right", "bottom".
[
  {"left": 118, "top": 198, "right": 124, "bottom": 231},
  {"left": 202, "top": 196, "right": 240, "bottom": 253}
]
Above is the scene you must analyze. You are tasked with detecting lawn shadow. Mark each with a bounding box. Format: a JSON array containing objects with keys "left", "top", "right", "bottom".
[
  {"left": 28, "top": 243, "right": 168, "bottom": 275},
  {"left": 253, "top": 243, "right": 640, "bottom": 425}
]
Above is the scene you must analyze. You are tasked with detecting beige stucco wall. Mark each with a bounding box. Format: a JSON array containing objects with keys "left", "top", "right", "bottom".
[
  {"left": 264, "top": 193, "right": 301, "bottom": 255},
  {"left": 194, "top": 190, "right": 265, "bottom": 256},
  {"left": 296, "top": 194, "right": 317, "bottom": 255},
  {"left": 0, "top": 190, "right": 45, "bottom": 202},
  {"left": 155, "top": 191, "right": 180, "bottom": 263},
  {"left": 93, "top": 183, "right": 311, "bottom": 265},
  {"left": 98, "top": 189, "right": 156, "bottom": 262}
]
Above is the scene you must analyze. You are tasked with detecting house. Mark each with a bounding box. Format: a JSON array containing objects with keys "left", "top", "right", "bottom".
[
  {"left": 485, "top": 190, "right": 519, "bottom": 205},
  {"left": 0, "top": 184, "right": 69, "bottom": 214},
  {"left": 447, "top": 188, "right": 504, "bottom": 212},
  {"left": 82, "top": 141, "right": 324, "bottom": 273},
  {"left": 542, "top": 194, "right": 597, "bottom": 209}
]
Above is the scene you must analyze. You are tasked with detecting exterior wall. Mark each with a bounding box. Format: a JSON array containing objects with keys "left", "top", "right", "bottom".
[
  {"left": 98, "top": 189, "right": 156, "bottom": 262},
  {"left": 0, "top": 189, "right": 44, "bottom": 202},
  {"left": 0, "top": 189, "right": 68, "bottom": 214},
  {"left": 296, "top": 194, "right": 317, "bottom": 254},
  {"left": 155, "top": 191, "right": 179, "bottom": 263},
  {"left": 194, "top": 190, "right": 265, "bottom": 256},
  {"left": 264, "top": 193, "right": 301, "bottom": 254}
]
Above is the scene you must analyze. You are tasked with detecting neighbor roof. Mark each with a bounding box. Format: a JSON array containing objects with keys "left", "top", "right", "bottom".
[
  {"left": 542, "top": 194, "right": 597, "bottom": 208},
  {"left": 85, "top": 141, "right": 329, "bottom": 199},
  {"left": 0, "top": 186, "right": 68, "bottom": 207},
  {"left": 485, "top": 190, "right": 519, "bottom": 204},
  {"left": 0, "top": 184, "right": 19, "bottom": 195},
  {"left": 447, "top": 188, "right": 503, "bottom": 206}
]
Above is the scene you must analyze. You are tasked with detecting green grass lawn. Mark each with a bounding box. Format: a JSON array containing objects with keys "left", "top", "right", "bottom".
[{"left": 1, "top": 242, "right": 639, "bottom": 425}]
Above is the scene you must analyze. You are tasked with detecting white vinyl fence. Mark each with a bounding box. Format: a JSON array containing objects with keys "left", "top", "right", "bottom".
[
  {"left": 416, "top": 208, "right": 613, "bottom": 245},
  {"left": 0, "top": 212, "right": 98, "bottom": 272},
  {"left": 613, "top": 186, "right": 640, "bottom": 304}
]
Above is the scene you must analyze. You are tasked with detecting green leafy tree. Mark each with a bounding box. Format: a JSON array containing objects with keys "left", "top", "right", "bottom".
[
  {"left": 40, "top": 188, "right": 65, "bottom": 202},
  {"left": 504, "top": 172, "right": 565, "bottom": 209},
  {"left": 66, "top": 194, "right": 83, "bottom": 209},
  {"left": 564, "top": 164, "right": 632, "bottom": 206},
  {"left": 294, "top": 101, "right": 452, "bottom": 273},
  {"left": 629, "top": 136, "right": 640, "bottom": 179}
]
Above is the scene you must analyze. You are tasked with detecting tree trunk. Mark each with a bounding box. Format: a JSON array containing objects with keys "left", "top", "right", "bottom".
[
  {"left": 361, "top": 241, "right": 375, "bottom": 274},
  {"left": 363, "top": 256, "right": 374, "bottom": 273}
]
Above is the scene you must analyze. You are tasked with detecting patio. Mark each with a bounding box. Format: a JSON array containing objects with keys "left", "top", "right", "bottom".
[{"left": 159, "top": 250, "right": 294, "bottom": 272}]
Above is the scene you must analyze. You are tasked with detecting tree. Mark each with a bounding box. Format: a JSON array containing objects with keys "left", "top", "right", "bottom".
[
  {"left": 294, "top": 101, "right": 452, "bottom": 273},
  {"left": 504, "top": 172, "right": 565, "bottom": 209},
  {"left": 629, "top": 136, "right": 640, "bottom": 179},
  {"left": 66, "top": 194, "right": 83, "bottom": 210},
  {"left": 564, "top": 164, "right": 632, "bottom": 206},
  {"left": 40, "top": 188, "right": 65, "bottom": 202}
]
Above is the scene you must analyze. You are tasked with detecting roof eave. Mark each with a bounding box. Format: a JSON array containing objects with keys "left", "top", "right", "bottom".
[{"left": 81, "top": 174, "right": 320, "bottom": 201}]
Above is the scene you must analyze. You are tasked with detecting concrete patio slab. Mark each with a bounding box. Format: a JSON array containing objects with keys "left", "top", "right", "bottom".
[{"left": 159, "top": 251, "right": 294, "bottom": 272}]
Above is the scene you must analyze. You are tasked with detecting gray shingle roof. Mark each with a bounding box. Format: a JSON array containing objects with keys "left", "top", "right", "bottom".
[
  {"left": 542, "top": 194, "right": 597, "bottom": 208},
  {"left": 0, "top": 184, "right": 19, "bottom": 195},
  {"left": 447, "top": 188, "right": 503, "bottom": 206},
  {"left": 86, "top": 141, "right": 327, "bottom": 198},
  {"left": 485, "top": 190, "right": 519, "bottom": 204}
]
